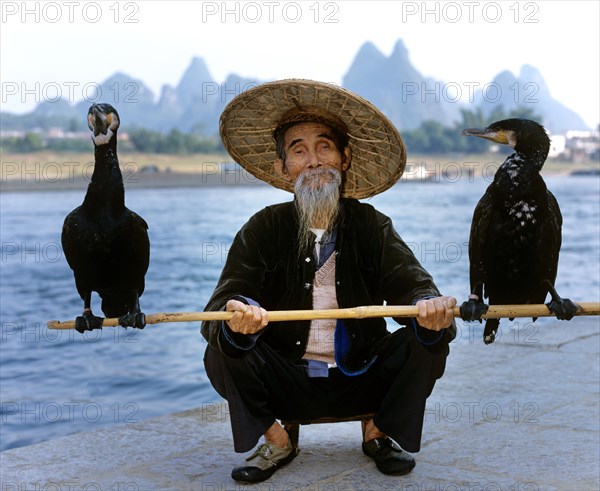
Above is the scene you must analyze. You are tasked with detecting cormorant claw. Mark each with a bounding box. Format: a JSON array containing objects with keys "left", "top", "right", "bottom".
[
  {"left": 483, "top": 319, "right": 500, "bottom": 345},
  {"left": 75, "top": 312, "right": 104, "bottom": 334},
  {"left": 118, "top": 312, "right": 146, "bottom": 329},
  {"left": 546, "top": 298, "right": 579, "bottom": 321},
  {"left": 460, "top": 299, "right": 489, "bottom": 323}
]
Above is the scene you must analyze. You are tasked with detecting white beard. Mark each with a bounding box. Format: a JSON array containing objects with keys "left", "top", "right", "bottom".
[{"left": 294, "top": 167, "right": 341, "bottom": 253}]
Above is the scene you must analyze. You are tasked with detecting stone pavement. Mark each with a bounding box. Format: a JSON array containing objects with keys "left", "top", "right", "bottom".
[{"left": 1, "top": 317, "right": 599, "bottom": 491}]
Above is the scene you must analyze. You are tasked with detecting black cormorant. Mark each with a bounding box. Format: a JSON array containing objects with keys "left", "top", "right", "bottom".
[
  {"left": 459, "top": 118, "right": 578, "bottom": 344},
  {"left": 62, "top": 103, "right": 150, "bottom": 333}
]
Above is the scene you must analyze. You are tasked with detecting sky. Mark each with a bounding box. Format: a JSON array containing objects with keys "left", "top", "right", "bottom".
[{"left": 1, "top": 0, "right": 599, "bottom": 129}]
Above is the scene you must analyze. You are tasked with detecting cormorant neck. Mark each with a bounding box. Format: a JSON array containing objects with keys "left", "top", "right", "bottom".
[
  {"left": 82, "top": 139, "right": 125, "bottom": 212},
  {"left": 495, "top": 151, "right": 547, "bottom": 207},
  {"left": 514, "top": 143, "right": 549, "bottom": 171}
]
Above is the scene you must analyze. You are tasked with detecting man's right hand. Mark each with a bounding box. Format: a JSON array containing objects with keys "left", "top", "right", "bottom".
[{"left": 226, "top": 299, "right": 269, "bottom": 334}]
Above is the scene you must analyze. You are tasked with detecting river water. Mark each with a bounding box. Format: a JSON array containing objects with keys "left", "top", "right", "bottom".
[{"left": 1, "top": 175, "right": 598, "bottom": 451}]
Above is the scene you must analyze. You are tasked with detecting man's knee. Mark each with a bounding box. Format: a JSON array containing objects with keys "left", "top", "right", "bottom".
[
  {"left": 378, "top": 328, "right": 449, "bottom": 382},
  {"left": 204, "top": 344, "right": 269, "bottom": 390},
  {"left": 203, "top": 346, "right": 228, "bottom": 397}
]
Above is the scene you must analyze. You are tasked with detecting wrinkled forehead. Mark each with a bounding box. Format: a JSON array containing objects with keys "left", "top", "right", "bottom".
[
  {"left": 273, "top": 106, "right": 349, "bottom": 143},
  {"left": 281, "top": 122, "right": 337, "bottom": 144}
]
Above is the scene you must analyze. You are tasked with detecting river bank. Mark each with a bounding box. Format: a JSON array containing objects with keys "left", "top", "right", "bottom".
[{"left": 1, "top": 151, "right": 597, "bottom": 193}]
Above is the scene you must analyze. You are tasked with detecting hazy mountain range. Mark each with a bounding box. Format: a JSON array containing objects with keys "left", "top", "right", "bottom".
[{"left": 2, "top": 39, "right": 589, "bottom": 136}]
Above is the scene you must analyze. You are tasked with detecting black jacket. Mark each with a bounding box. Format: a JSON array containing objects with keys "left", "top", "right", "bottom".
[{"left": 201, "top": 198, "right": 456, "bottom": 374}]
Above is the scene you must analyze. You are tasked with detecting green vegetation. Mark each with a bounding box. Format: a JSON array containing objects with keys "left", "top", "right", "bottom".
[
  {"left": 1, "top": 128, "right": 224, "bottom": 154},
  {"left": 2, "top": 107, "right": 540, "bottom": 156},
  {"left": 402, "top": 106, "right": 542, "bottom": 154},
  {"left": 127, "top": 128, "right": 224, "bottom": 154}
]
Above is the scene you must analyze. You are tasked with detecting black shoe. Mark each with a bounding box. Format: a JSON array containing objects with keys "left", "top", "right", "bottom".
[
  {"left": 231, "top": 438, "right": 298, "bottom": 483},
  {"left": 362, "top": 437, "right": 416, "bottom": 475}
]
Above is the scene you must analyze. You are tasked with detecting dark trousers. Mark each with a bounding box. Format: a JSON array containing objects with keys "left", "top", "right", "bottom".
[{"left": 204, "top": 327, "right": 448, "bottom": 453}]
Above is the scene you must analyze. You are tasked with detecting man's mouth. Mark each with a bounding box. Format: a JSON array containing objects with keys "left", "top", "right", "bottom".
[{"left": 300, "top": 167, "right": 338, "bottom": 185}]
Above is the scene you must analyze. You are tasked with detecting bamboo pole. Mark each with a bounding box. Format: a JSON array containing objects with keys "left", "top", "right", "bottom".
[{"left": 47, "top": 302, "right": 600, "bottom": 330}]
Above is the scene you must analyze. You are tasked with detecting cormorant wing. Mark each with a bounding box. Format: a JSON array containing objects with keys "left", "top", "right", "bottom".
[
  {"left": 540, "top": 189, "right": 562, "bottom": 287},
  {"left": 61, "top": 208, "right": 83, "bottom": 273},
  {"left": 122, "top": 209, "right": 150, "bottom": 291},
  {"left": 468, "top": 188, "right": 494, "bottom": 294}
]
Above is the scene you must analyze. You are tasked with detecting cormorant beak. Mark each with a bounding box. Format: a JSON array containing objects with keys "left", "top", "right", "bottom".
[
  {"left": 462, "top": 128, "right": 510, "bottom": 145},
  {"left": 87, "top": 104, "right": 112, "bottom": 136},
  {"left": 93, "top": 109, "right": 110, "bottom": 137}
]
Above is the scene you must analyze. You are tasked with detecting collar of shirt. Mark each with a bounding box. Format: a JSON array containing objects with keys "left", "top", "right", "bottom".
[{"left": 311, "top": 226, "right": 337, "bottom": 269}]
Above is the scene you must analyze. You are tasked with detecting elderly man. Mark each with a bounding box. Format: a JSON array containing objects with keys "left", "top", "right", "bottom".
[{"left": 202, "top": 80, "right": 456, "bottom": 483}]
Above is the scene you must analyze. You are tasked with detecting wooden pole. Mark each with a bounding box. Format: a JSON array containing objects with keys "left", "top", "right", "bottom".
[{"left": 47, "top": 302, "right": 600, "bottom": 330}]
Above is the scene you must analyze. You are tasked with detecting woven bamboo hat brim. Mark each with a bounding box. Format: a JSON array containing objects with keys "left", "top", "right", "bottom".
[{"left": 219, "top": 79, "right": 406, "bottom": 199}]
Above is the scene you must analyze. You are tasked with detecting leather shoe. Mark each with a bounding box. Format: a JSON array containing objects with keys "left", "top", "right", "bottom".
[
  {"left": 362, "top": 437, "right": 416, "bottom": 475},
  {"left": 231, "top": 437, "right": 298, "bottom": 483}
]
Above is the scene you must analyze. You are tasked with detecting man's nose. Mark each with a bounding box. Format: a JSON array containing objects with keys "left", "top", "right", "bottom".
[{"left": 307, "top": 151, "right": 322, "bottom": 168}]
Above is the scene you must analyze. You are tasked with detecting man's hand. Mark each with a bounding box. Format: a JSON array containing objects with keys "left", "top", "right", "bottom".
[
  {"left": 226, "top": 299, "right": 269, "bottom": 334},
  {"left": 415, "top": 296, "right": 457, "bottom": 331}
]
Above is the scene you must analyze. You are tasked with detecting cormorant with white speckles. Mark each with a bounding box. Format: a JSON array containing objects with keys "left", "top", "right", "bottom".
[
  {"left": 62, "top": 103, "right": 150, "bottom": 333},
  {"left": 459, "top": 118, "right": 579, "bottom": 344}
]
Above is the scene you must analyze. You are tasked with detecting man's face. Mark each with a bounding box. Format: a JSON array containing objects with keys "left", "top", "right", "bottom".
[{"left": 274, "top": 122, "right": 350, "bottom": 184}]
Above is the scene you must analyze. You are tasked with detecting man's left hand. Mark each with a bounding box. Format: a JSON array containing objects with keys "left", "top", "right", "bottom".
[{"left": 415, "top": 296, "right": 457, "bottom": 331}]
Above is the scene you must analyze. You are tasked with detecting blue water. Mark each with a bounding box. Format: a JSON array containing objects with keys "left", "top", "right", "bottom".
[{"left": 1, "top": 176, "right": 599, "bottom": 451}]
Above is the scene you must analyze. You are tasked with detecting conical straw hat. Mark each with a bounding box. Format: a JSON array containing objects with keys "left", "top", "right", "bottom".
[{"left": 219, "top": 79, "right": 406, "bottom": 199}]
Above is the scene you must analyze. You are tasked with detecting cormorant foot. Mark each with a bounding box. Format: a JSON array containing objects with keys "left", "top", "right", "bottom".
[
  {"left": 546, "top": 298, "right": 579, "bottom": 321},
  {"left": 460, "top": 299, "right": 489, "bottom": 323},
  {"left": 483, "top": 319, "right": 500, "bottom": 345},
  {"left": 118, "top": 312, "right": 146, "bottom": 329},
  {"left": 75, "top": 312, "right": 104, "bottom": 334},
  {"left": 483, "top": 328, "right": 497, "bottom": 345}
]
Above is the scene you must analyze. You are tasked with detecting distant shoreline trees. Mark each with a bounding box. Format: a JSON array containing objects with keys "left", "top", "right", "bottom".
[
  {"left": 1, "top": 106, "right": 539, "bottom": 155},
  {"left": 127, "top": 128, "right": 224, "bottom": 154},
  {"left": 402, "top": 106, "right": 541, "bottom": 154},
  {"left": 1, "top": 128, "right": 224, "bottom": 154}
]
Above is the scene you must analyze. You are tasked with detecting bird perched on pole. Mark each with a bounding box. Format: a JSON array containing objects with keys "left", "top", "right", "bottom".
[
  {"left": 459, "top": 118, "right": 578, "bottom": 344},
  {"left": 62, "top": 103, "right": 150, "bottom": 334}
]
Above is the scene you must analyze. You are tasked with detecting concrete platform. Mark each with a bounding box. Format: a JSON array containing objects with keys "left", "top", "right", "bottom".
[{"left": 2, "top": 317, "right": 599, "bottom": 491}]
